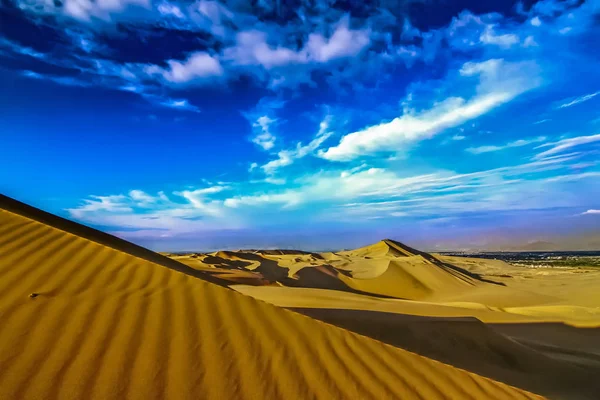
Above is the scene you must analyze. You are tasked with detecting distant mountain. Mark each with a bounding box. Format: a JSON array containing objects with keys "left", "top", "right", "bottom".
[{"left": 425, "top": 235, "right": 600, "bottom": 252}]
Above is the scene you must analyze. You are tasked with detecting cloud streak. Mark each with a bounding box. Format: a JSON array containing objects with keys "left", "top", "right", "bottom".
[
  {"left": 535, "top": 134, "right": 600, "bottom": 159},
  {"left": 69, "top": 150, "right": 598, "bottom": 237},
  {"left": 581, "top": 209, "right": 600, "bottom": 215},
  {"left": 466, "top": 136, "right": 546, "bottom": 154},
  {"left": 557, "top": 91, "right": 600, "bottom": 109},
  {"left": 261, "top": 116, "right": 332, "bottom": 174},
  {"left": 320, "top": 59, "right": 540, "bottom": 161}
]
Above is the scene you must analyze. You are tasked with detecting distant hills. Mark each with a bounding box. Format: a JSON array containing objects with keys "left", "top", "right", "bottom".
[{"left": 423, "top": 236, "right": 600, "bottom": 252}]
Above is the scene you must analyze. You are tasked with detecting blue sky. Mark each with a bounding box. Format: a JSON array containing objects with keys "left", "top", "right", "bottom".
[{"left": 1, "top": 0, "right": 600, "bottom": 251}]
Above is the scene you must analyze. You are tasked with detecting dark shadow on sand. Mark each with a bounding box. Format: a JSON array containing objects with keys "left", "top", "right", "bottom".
[{"left": 291, "top": 307, "right": 600, "bottom": 400}]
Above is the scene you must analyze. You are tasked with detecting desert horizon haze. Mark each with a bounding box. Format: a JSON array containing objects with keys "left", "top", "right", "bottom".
[{"left": 1, "top": 0, "right": 600, "bottom": 251}]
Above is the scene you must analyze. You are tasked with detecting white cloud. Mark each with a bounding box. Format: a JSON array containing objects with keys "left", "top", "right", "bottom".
[
  {"left": 145, "top": 52, "right": 223, "bottom": 84},
  {"left": 224, "top": 192, "right": 302, "bottom": 208},
  {"left": 195, "top": 0, "right": 232, "bottom": 23},
  {"left": 261, "top": 116, "right": 332, "bottom": 174},
  {"left": 129, "top": 190, "right": 167, "bottom": 205},
  {"left": 530, "top": 16, "right": 542, "bottom": 27},
  {"left": 251, "top": 115, "right": 277, "bottom": 150},
  {"left": 581, "top": 209, "right": 600, "bottom": 215},
  {"left": 559, "top": 26, "right": 572, "bottom": 35},
  {"left": 533, "top": 118, "right": 550, "bottom": 125},
  {"left": 20, "top": 0, "right": 151, "bottom": 21},
  {"left": 70, "top": 190, "right": 173, "bottom": 216},
  {"left": 223, "top": 17, "right": 370, "bottom": 70},
  {"left": 305, "top": 18, "right": 371, "bottom": 63},
  {"left": 466, "top": 136, "right": 546, "bottom": 154},
  {"left": 264, "top": 177, "right": 286, "bottom": 185},
  {"left": 535, "top": 134, "right": 600, "bottom": 159},
  {"left": 223, "top": 152, "right": 588, "bottom": 220},
  {"left": 159, "top": 98, "right": 200, "bottom": 112},
  {"left": 68, "top": 186, "right": 241, "bottom": 235},
  {"left": 480, "top": 26, "right": 519, "bottom": 48},
  {"left": 452, "top": 134, "right": 466, "bottom": 141},
  {"left": 225, "top": 166, "right": 401, "bottom": 208},
  {"left": 191, "top": 0, "right": 234, "bottom": 36},
  {"left": 319, "top": 59, "right": 540, "bottom": 161},
  {"left": 174, "top": 186, "right": 228, "bottom": 217},
  {"left": 523, "top": 35, "right": 538, "bottom": 47},
  {"left": 262, "top": 150, "right": 294, "bottom": 174},
  {"left": 557, "top": 91, "right": 600, "bottom": 109},
  {"left": 543, "top": 172, "right": 600, "bottom": 183},
  {"left": 224, "top": 30, "right": 307, "bottom": 69},
  {"left": 157, "top": 2, "right": 184, "bottom": 18},
  {"left": 68, "top": 194, "right": 131, "bottom": 216},
  {"left": 68, "top": 150, "right": 593, "bottom": 233}
]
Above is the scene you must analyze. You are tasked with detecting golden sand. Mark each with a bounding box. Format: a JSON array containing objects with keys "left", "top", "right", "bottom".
[
  {"left": 173, "top": 240, "right": 600, "bottom": 327},
  {"left": 173, "top": 236, "right": 600, "bottom": 399},
  {"left": 0, "top": 198, "right": 543, "bottom": 399}
]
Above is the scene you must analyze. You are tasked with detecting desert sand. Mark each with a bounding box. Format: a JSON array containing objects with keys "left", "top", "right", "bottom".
[
  {"left": 0, "top": 194, "right": 545, "bottom": 399},
  {"left": 2, "top": 195, "right": 599, "bottom": 399},
  {"left": 171, "top": 238, "right": 600, "bottom": 399}
]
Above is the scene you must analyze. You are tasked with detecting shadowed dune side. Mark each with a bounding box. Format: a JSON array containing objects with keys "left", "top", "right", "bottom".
[
  {"left": 336, "top": 258, "right": 474, "bottom": 300},
  {"left": 382, "top": 239, "right": 505, "bottom": 286},
  {"left": 179, "top": 251, "right": 404, "bottom": 298},
  {"left": 252, "top": 249, "right": 323, "bottom": 256},
  {"left": 293, "top": 308, "right": 600, "bottom": 400},
  {"left": 284, "top": 265, "right": 401, "bottom": 297},
  {"left": 491, "top": 323, "right": 600, "bottom": 368},
  {"left": 172, "top": 238, "right": 508, "bottom": 301},
  {"left": 0, "top": 199, "right": 542, "bottom": 399}
]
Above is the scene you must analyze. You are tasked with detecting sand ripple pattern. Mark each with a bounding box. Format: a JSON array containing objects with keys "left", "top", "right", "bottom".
[{"left": 0, "top": 208, "right": 543, "bottom": 399}]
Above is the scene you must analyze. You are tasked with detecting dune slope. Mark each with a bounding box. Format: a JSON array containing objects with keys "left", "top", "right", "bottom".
[{"left": 0, "top": 196, "right": 541, "bottom": 399}]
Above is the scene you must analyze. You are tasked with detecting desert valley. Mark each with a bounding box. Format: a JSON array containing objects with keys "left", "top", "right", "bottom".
[{"left": 1, "top": 194, "right": 599, "bottom": 399}]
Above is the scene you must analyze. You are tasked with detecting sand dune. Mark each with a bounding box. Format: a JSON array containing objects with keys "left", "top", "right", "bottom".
[
  {"left": 174, "top": 239, "right": 600, "bottom": 327},
  {"left": 0, "top": 195, "right": 541, "bottom": 399},
  {"left": 169, "top": 234, "right": 600, "bottom": 399},
  {"left": 175, "top": 239, "right": 506, "bottom": 301}
]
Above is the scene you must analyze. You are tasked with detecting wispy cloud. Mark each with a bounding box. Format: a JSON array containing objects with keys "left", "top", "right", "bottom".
[
  {"left": 68, "top": 187, "right": 241, "bottom": 234},
  {"left": 17, "top": 0, "right": 151, "bottom": 22},
  {"left": 261, "top": 116, "right": 332, "bottom": 174},
  {"left": 479, "top": 26, "right": 519, "bottom": 48},
  {"left": 580, "top": 209, "right": 600, "bottom": 215},
  {"left": 224, "top": 152, "right": 583, "bottom": 213},
  {"left": 557, "top": 91, "right": 600, "bottom": 109},
  {"left": 251, "top": 116, "right": 277, "bottom": 151},
  {"left": 223, "top": 17, "right": 370, "bottom": 70},
  {"left": 144, "top": 52, "right": 224, "bottom": 84},
  {"left": 319, "top": 59, "right": 540, "bottom": 161},
  {"left": 159, "top": 98, "right": 201, "bottom": 112},
  {"left": 533, "top": 118, "right": 550, "bottom": 125},
  {"left": 535, "top": 134, "right": 600, "bottom": 159},
  {"left": 466, "top": 136, "right": 546, "bottom": 154},
  {"left": 244, "top": 97, "right": 286, "bottom": 151},
  {"left": 67, "top": 143, "right": 598, "bottom": 239}
]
